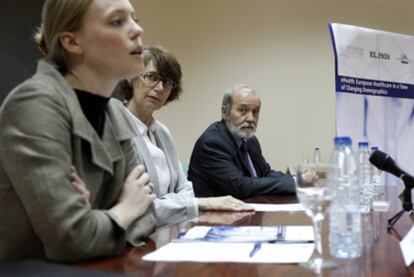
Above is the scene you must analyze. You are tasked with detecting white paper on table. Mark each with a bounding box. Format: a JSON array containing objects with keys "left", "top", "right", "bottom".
[
  {"left": 142, "top": 241, "right": 314, "bottom": 263},
  {"left": 284, "top": 226, "right": 314, "bottom": 241},
  {"left": 180, "top": 225, "right": 314, "bottom": 243},
  {"left": 248, "top": 203, "right": 304, "bottom": 212},
  {"left": 400, "top": 225, "right": 414, "bottom": 266}
]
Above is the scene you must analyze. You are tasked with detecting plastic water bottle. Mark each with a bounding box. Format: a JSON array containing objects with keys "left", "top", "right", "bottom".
[
  {"left": 329, "top": 136, "right": 362, "bottom": 259},
  {"left": 313, "top": 147, "right": 321, "bottom": 164},
  {"left": 370, "top": 147, "right": 384, "bottom": 201},
  {"left": 356, "top": 142, "right": 373, "bottom": 213}
]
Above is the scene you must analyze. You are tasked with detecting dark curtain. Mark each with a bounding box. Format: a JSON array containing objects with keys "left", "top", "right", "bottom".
[{"left": 0, "top": 0, "right": 44, "bottom": 105}]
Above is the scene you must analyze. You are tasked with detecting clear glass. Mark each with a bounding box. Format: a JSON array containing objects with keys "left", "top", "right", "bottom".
[
  {"left": 372, "top": 168, "right": 384, "bottom": 200},
  {"left": 313, "top": 147, "right": 321, "bottom": 164},
  {"left": 357, "top": 144, "right": 374, "bottom": 213},
  {"left": 296, "top": 163, "right": 337, "bottom": 272}
]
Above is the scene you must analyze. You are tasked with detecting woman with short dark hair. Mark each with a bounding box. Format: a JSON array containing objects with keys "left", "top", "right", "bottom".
[{"left": 116, "top": 45, "right": 253, "bottom": 227}]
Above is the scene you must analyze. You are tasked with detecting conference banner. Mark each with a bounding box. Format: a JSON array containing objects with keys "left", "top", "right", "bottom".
[{"left": 329, "top": 23, "right": 414, "bottom": 186}]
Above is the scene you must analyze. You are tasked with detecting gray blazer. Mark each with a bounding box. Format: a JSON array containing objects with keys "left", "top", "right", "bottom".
[
  {"left": 126, "top": 112, "right": 198, "bottom": 227},
  {"left": 0, "top": 61, "right": 156, "bottom": 263}
]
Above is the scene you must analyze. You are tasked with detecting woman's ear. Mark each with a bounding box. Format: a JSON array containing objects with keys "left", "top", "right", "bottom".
[{"left": 59, "top": 32, "right": 83, "bottom": 55}]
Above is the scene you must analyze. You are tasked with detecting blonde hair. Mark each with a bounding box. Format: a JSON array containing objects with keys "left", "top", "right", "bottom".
[{"left": 34, "top": 0, "right": 93, "bottom": 74}]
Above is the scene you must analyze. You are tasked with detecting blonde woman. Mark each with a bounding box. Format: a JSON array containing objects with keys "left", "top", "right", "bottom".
[{"left": 0, "top": 0, "right": 156, "bottom": 263}]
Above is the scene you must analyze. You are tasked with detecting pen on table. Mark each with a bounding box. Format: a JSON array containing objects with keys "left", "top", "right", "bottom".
[
  {"left": 249, "top": 242, "right": 261, "bottom": 258},
  {"left": 176, "top": 229, "right": 187, "bottom": 239},
  {"left": 277, "top": 226, "right": 285, "bottom": 240}
]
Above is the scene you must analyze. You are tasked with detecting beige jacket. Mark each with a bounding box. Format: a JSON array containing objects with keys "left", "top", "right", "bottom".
[{"left": 0, "top": 61, "right": 156, "bottom": 263}]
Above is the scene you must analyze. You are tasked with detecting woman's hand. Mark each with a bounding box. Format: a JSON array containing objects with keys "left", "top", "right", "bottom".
[
  {"left": 110, "top": 165, "right": 156, "bottom": 229},
  {"left": 198, "top": 195, "right": 254, "bottom": 212},
  {"left": 303, "top": 169, "right": 318, "bottom": 184},
  {"left": 70, "top": 166, "right": 91, "bottom": 208}
]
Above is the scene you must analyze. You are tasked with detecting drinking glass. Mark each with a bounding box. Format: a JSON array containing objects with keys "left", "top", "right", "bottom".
[{"left": 296, "top": 163, "right": 336, "bottom": 272}]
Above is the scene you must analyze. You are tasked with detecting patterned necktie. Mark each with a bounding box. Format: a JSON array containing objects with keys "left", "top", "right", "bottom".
[{"left": 240, "top": 141, "right": 255, "bottom": 177}]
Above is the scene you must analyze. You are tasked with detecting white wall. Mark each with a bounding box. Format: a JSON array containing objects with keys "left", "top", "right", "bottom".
[{"left": 132, "top": 0, "right": 414, "bottom": 170}]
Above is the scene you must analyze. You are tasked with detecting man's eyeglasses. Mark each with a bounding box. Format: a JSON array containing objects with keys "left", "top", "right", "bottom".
[{"left": 141, "top": 71, "right": 177, "bottom": 90}]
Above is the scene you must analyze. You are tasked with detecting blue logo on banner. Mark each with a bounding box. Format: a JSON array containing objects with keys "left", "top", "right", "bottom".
[{"left": 336, "top": 75, "right": 414, "bottom": 99}]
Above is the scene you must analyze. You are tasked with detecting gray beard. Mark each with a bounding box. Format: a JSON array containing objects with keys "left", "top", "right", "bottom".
[{"left": 225, "top": 120, "right": 256, "bottom": 140}]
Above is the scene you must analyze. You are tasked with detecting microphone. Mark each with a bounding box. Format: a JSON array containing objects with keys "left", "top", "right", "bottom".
[{"left": 369, "top": 150, "right": 414, "bottom": 190}]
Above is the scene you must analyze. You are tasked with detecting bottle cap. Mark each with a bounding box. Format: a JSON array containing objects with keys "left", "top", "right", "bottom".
[
  {"left": 358, "top": 141, "right": 369, "bottom": 147},
  {"left": 334, "top": 136, "right": 352, "bottom": 146}
]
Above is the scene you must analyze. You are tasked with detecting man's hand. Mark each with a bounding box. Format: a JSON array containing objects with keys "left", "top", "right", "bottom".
[
  {"left": 303, "top": 169, "right": 318, "bottom": 184},
  {"left": 198, "top": 195, "right": 254, "bottom": 211}
]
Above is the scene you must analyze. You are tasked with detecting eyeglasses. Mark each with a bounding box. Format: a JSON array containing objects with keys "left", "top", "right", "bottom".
[{"left": 141, "top": 71, "right": 177, "bottom": 90}]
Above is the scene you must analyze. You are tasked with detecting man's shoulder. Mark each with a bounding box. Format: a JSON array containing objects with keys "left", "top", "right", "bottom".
[
  {"left": 198, "top": 121, "right": 229, "bottom": 143},
  {"left": 202, "top": 120, "right": 222, "bottom": 133}
]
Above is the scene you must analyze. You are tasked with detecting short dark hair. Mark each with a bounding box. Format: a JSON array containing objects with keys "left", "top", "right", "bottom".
[{"left": 116, "top": 45, "right": 183, "bottom": 104}]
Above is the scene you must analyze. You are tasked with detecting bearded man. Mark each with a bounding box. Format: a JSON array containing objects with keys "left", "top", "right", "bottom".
[{"left": 188, "top": 84, "right": 296, "bottom": 199}]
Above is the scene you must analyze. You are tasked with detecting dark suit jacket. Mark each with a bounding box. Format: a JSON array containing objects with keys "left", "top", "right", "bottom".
[{"left": 188, "top": 120, "right": 295, "bottom": 199}]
